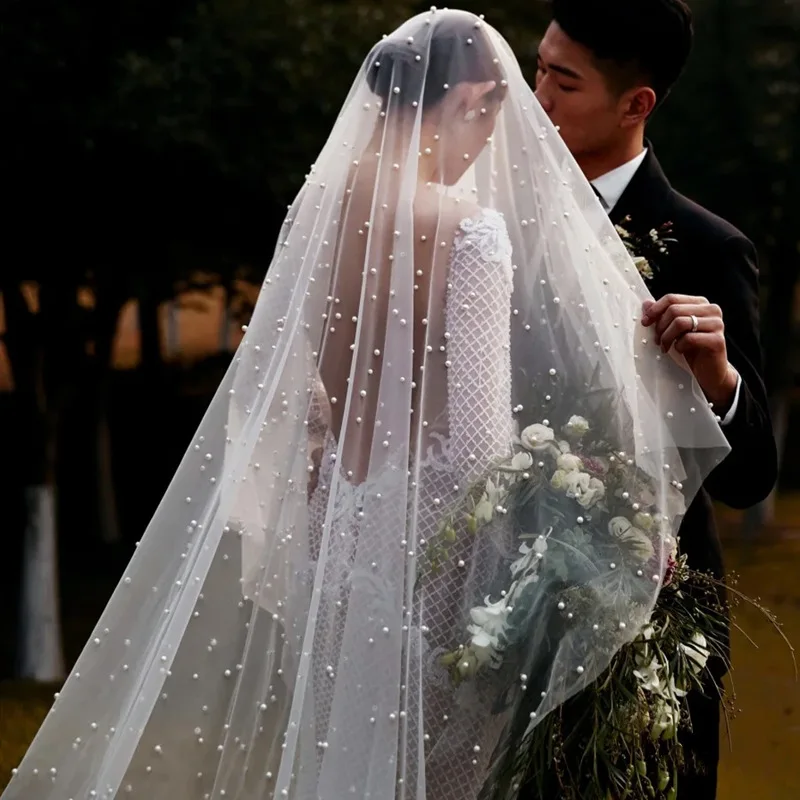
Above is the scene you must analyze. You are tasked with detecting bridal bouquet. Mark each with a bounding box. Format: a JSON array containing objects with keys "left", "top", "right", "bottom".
[{"left": 422, "top": 402, "right": 793, "bottom": 800}]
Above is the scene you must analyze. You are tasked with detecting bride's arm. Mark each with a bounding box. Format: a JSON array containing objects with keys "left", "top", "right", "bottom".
[
  {"left": 307, "top": 373, "right": 330, "bottom": 499},
  {"left": 444, "top": 213, "right": 515, "bottom": 485}
]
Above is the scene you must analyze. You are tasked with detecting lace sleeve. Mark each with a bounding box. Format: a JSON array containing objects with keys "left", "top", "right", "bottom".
[
  {"left": 445, "top": 210, "right": 514, "bottom": 483},
  {"left": 307, "top": 372, "right": 331, "bottom": 498}
]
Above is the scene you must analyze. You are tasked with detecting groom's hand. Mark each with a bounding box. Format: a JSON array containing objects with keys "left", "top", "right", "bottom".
[{"left": 641, "top": 294, "right": 739, "bottom": 413}]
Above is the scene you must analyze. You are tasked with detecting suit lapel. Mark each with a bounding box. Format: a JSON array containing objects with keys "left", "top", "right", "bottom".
[
  {"left": 609, "top": 143, "right": 676, "bottom": 296},
  {"left": 609, "top": 142, "right": 673, "bottom": 230}
]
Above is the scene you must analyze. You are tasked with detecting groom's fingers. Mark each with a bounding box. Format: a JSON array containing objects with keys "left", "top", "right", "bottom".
[
  {"left": 642, "top": 293, "right": 710, "bottom": 326},
  {"left": 659, "top": 314, "right": 724, "bottom": 353},
  {"left": 651, "top": 303, "right": 704, "bottom": 339}
]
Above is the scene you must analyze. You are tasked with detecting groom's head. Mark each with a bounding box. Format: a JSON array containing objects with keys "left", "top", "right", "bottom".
[{"left": 536, "top": 0, "right": 692, "bottom": 172}]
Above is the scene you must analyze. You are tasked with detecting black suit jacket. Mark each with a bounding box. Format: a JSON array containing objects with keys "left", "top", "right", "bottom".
[{"left": 610, "top": 144, "right": 777, "bottom": 584}]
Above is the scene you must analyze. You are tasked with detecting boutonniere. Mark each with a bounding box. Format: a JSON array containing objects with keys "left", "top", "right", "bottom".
[{"left": 614, "top": 215, "right": 677, "bottom": 281}]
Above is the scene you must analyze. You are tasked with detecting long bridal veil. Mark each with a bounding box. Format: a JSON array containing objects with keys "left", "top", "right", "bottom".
[{"left": 3, "top": 9, "right": 730, "bottom": 800}]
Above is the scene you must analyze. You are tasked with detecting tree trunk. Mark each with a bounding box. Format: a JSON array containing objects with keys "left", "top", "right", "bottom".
[
  {"left": 19, "top": 482, "right": 64, "bottom": 680},
  {"left": 92, "top": 284, "right": 126, "bottom": 545},
  {"left": 3, "top": 281, "right": 69, "bottom": 681},
  {"left": 95, "top": 403, "right": 121, "bottom": 544},
  {"left": 138, "top": 281, "right": 163, "bottom": 376},
  {"left": 166, "top": 300, "right": 180, "bottom": 360},
  {"left": 218, "top": 283, "right": 230, "bottom": 353},
  {"left": 17, "top": 373, "right": 65, "bottom": 680}
]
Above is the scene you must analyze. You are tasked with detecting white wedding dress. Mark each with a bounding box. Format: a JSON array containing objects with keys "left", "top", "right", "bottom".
[{"left": 303, "top": 208, "right": 516, "bottom": 798}]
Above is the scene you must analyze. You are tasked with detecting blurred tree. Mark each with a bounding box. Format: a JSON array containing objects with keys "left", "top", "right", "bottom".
[
  {"left": 110, "top": 0, "right": 550, "bottom": 257},
  {"left": 1, "top": 0, "right": 202, "bottom": 678}
]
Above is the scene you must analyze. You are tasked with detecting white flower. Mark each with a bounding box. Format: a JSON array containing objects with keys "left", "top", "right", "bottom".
[
  {"left": 556, "top": 453, "right": 583, "bottom": 473},
  {"left": 474, "top": 494, "right": 494, "bottom": 525},
  {"left": 519, "top": 423, "right": 555, "bottom": 451},
  {"left": 633, "top": 656, "right": 663, "bottom": 694},
  {"left": 510, "top": 547, "right": 533, "bottom": 578},
  {"left": 633, "top": 511, "right": 654, "bottom": 532},
  {"left": 474, "top": 478, "right": 505, "bottom": 524},
  {"left": 665, "top": 674, "right": 688, "bottom": 700},
  {"left": 633, "top": 256, "right": 654, "bottom": 280},
  {"left": 557, "top": 439, "right": 572, "bottom": 454},
  {"left": 608, "top": 516, "right": 655, "bottom": 562},
  {"left": 510, "top": 535, "right": 547, "bottom": 577},
  {"left": 511, "top": 451, "right": 533, "bottom": 471},
  {"left": 563, "top": 471, "right": 591, "bottom": 500},
  {"left": 468, "top": 628, "right": 500, "bottom": 666},
  {"left": 650, "top": 697, "right": 679, "bottom": 740},
  {"left": 485, "top": 477, "right": 503, "bottom": 504},
  {"left": 469, "top": 595, "right": 510, "bottom": 639},
  {"left": 615, "top": 224, "right": 631, "bottom": 239},
  {"left": 639, "top": 623, "right": 656, "bottom": 642},
  {"left": 563, "top": 415, "right": 590, "bottom": 438},
  {"left": 577, "top": 476, "right": 605, "bottom": 508},
  {"left": 680, "top": 631, "right": 710, "bottom": 675},
  {"left": 550, "top": 469, "right": 569, "bottom": 490}
]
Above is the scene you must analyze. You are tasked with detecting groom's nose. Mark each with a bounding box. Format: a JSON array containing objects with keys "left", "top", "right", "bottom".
[{"left": 534, "top": 81, "right": 554, "bottom": 115}]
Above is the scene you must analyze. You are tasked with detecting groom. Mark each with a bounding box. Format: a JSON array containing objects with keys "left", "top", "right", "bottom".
[{"left": 530, "top": 0, "right": 777, "bottom": 797}]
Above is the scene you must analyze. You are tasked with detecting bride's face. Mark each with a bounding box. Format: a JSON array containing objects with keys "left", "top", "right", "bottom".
[{"left": 424, "top": 81, "right": 505, "bottom": 186}]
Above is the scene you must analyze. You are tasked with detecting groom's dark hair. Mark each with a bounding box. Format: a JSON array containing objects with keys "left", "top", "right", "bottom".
[{"left": 549, "top": 0, "right": 693, "bottom": 108}]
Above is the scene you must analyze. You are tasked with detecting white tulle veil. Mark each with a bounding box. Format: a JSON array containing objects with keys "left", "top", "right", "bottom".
[{"left": 2, "top": 9, "right": 730, "bottom": 800}]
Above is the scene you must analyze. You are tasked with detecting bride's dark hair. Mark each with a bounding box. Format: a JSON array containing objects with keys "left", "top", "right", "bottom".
[{"left": 365, "top": 12, "right": 504, "bottom": 111}]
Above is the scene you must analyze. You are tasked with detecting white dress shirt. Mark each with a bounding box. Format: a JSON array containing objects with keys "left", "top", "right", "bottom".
[{"left": 591, "top": 149, "right": 742, "bottom": 427}]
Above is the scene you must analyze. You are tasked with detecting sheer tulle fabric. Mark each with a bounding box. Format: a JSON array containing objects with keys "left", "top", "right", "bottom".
[{"left": 2, "top": 9, "right": 729, "bottom": 800}]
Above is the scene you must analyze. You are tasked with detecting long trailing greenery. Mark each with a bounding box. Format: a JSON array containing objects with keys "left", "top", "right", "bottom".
[{"left": 512, "top": 562, "right": 793, "bottom": 800}]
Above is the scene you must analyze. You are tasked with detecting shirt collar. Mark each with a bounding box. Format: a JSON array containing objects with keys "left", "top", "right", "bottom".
[{"left": 591, "top": 148, "right": 648, "bottom": 212}]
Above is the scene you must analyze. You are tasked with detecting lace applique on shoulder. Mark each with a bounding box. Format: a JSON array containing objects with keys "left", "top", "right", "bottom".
[{"left": 452, "top": 208, "right": 514, "bottom": 283}]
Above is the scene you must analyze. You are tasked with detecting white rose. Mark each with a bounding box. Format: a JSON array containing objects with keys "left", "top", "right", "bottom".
[
  {"left": 608, "top": 516, "right": 655, "bottom": 562},
  {"left": 511, "top": 451, "right": 533, "bottom": 471},
  {"left": 520, "top": 423, "right": 555, "bottom": 451},
  {"left": 563, "top": 471, "right": 591, "bottom": 500},
  {"left": 563, "top": 415, "right": 590, "bottom": 438},
  {"left": 608, "top": 516, "right": 633, "bottom": 539},
  {"left": 577, "top": 477, "right": 605, "bottom": 508},
  {"left": 556, "top": 453, "right": 583, "bottom": 473}
]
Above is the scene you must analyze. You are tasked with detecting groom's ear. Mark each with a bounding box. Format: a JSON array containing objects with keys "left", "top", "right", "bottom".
[{"left": 620, "top": 86, "right": 657, "bottom": 127}]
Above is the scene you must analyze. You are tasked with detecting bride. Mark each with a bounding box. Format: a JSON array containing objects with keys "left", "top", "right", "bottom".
[{"left": 2, "top": 9, "right": 729, "bottom": 800}]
